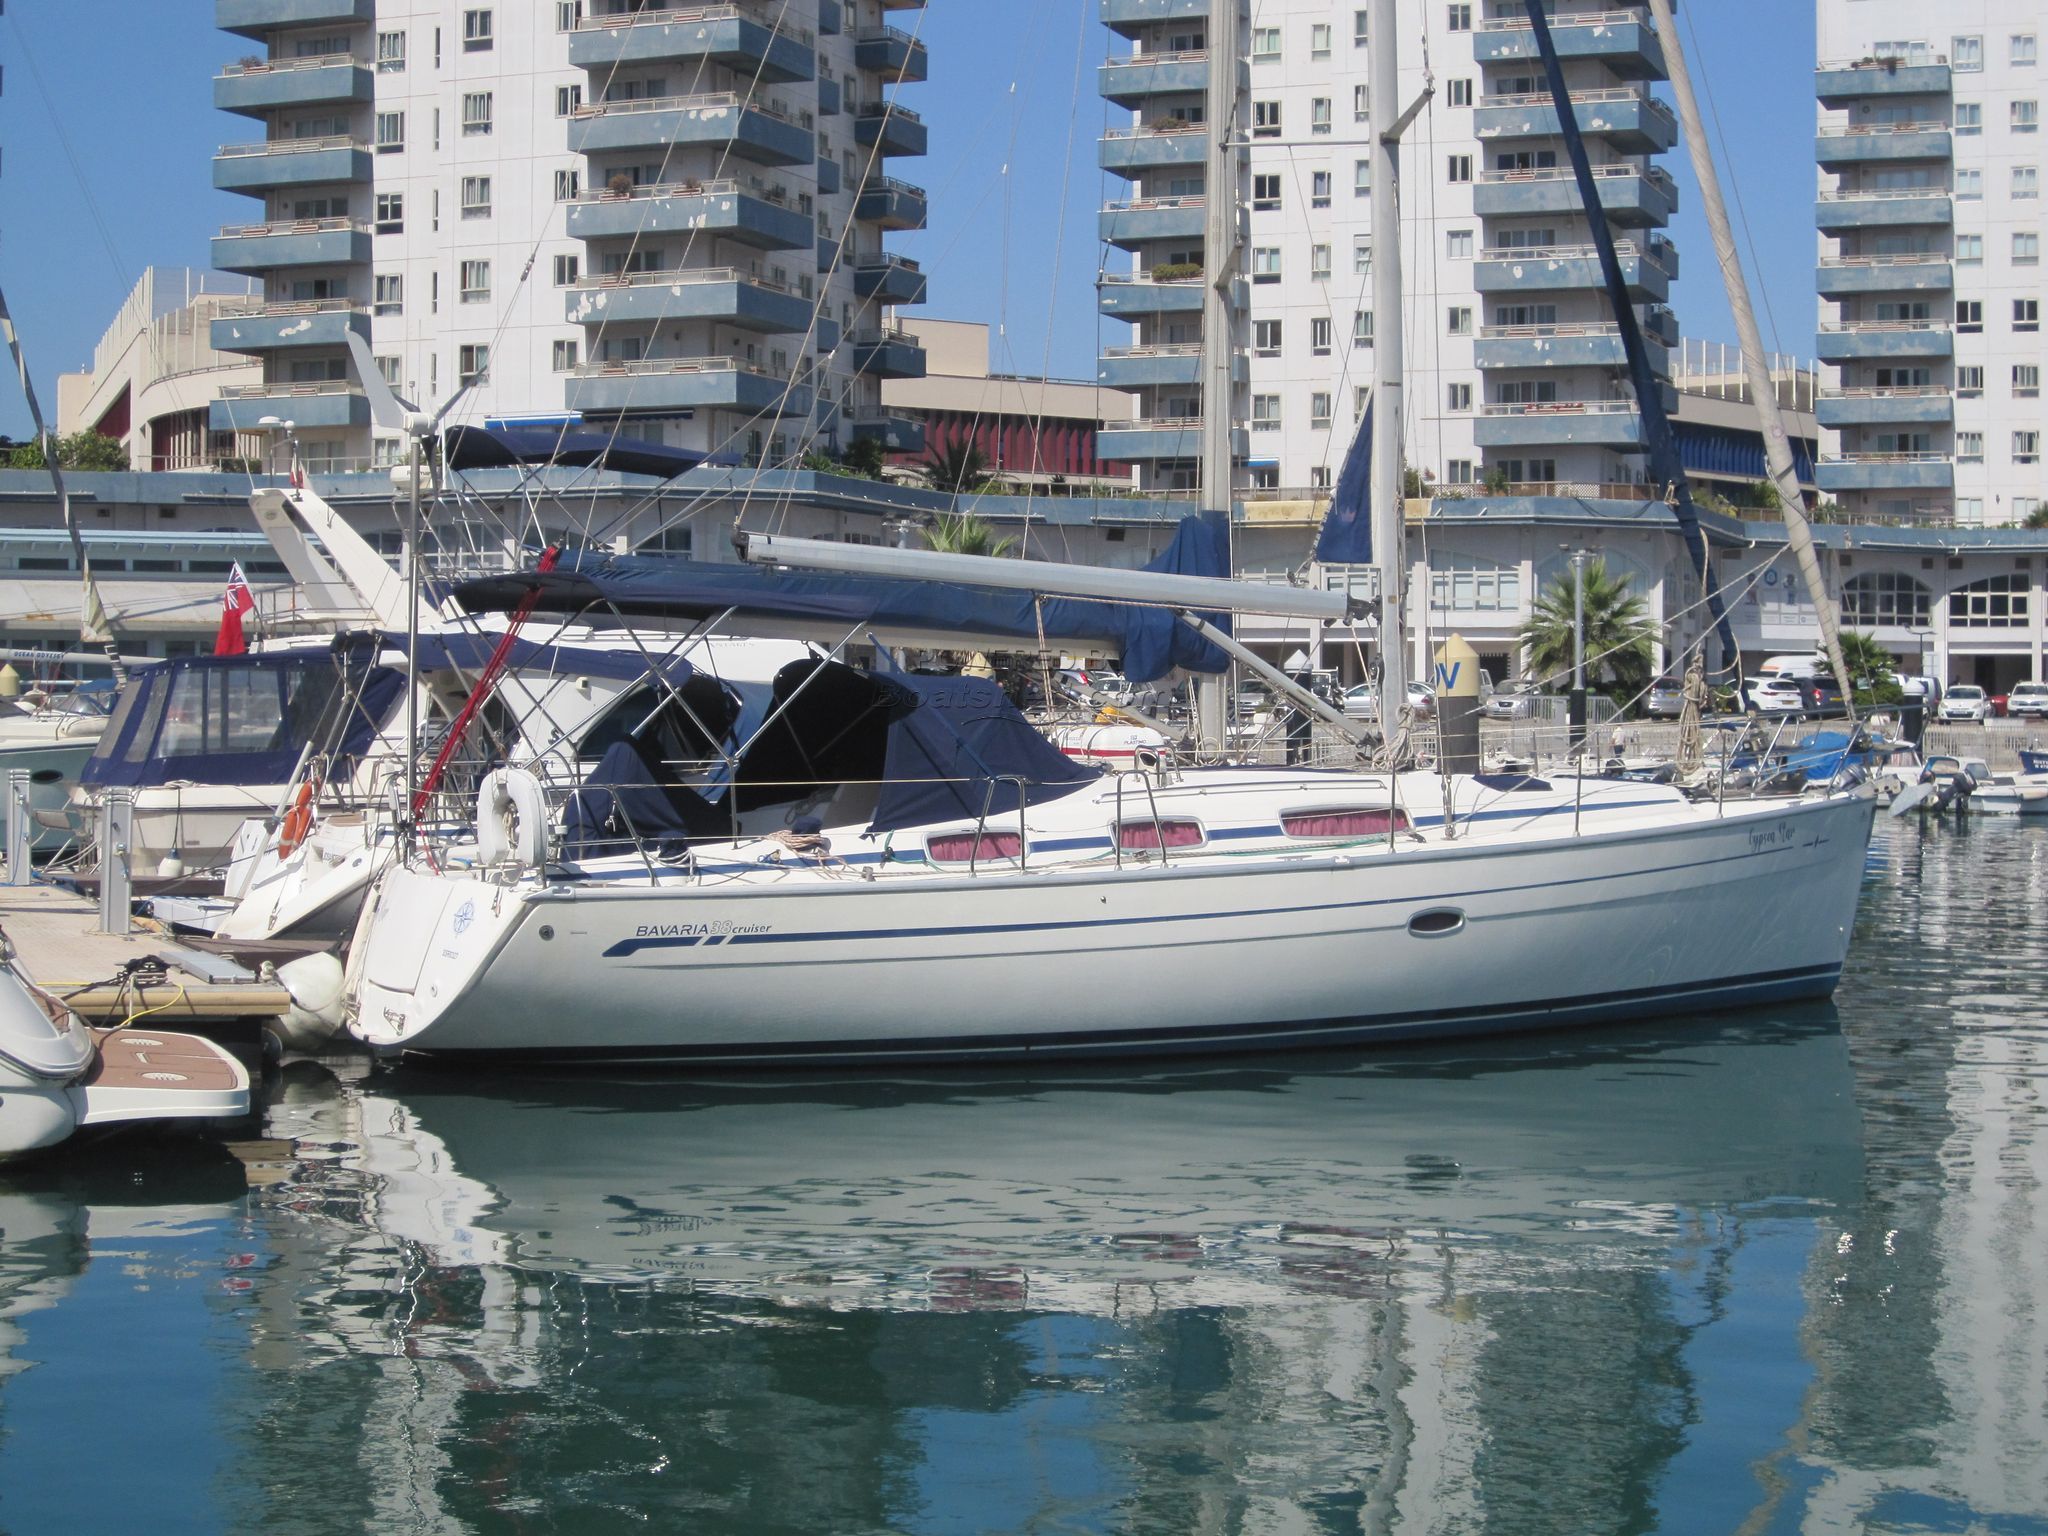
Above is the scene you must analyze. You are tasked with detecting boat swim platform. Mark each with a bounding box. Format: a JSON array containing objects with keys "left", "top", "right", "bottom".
[{"left": 0, "top": 880, "right": 289, "bottom": 1030}]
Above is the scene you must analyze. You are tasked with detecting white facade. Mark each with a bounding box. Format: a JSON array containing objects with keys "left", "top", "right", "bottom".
[
  {"left": 210, "top": 0, "right": 929, "bottom": 472},
  {"left": 1097, "top": 0, "right": 1681, "bottom": 501},
  {"left": 1815, "top": 0, "right": 2048, "bottom": 527}
]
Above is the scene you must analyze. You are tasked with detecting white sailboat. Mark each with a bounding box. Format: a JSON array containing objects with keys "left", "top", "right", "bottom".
[{"left": 336, "top": 0, "right": 1877, "bottom": 1067}]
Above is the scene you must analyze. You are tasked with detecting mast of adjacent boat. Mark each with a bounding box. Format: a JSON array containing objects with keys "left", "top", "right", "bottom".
[
  {"left": 1644, "top": 0, "right": 1857, "bottom": 722},
  {"left": 1196, "top": 0, "right": 1245, "bottom": 755},
  {"left": 1368, "top": 0, "right": 1410, "bottom": 747}
]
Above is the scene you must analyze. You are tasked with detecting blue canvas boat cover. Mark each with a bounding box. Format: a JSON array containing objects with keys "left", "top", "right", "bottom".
[
  {"left": 451, "top": 514, "right": 1234, "bottom": 685},
  {"left": 80, "top": 644, "right": 404, "bottom": 789},
  {"left": 869, "top": 668, "right": 1100, "bottom": 833},
  {"left": 1315, "top": 402, "right": 1373, "bottom": 565},
  {"left": 442, "top": 424, "right": 705, "bottom": 480}
]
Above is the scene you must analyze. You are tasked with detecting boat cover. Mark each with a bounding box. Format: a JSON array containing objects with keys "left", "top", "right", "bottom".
[
  {"left": 402, "top": 631, "right": 694, "bottom": 687},
  {"left": 868, "top": 667, "right": 1099, "bottom": 833},
  {"left": 79, "top": 646, "right": 404, "bottom": 789},
  {"left": 1315, "top": 401, "right": 1373, "bottom": 565},
  {"left": 442, "top": 424, "right": 705, "bottom": 480},
  {"left": 451, "top": 514, "right": 1234, "bottom": 684}
]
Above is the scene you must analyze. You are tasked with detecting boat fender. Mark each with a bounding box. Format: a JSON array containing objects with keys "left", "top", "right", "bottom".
[
  {"left": 279, "top": 780, "right": 315, "bottom": 857},
  {"left": 477, "top": 767, "right": 549, "bottom": 868},
  {"left": 269, "top": 951, "right": 348, "bottom": 1054}
]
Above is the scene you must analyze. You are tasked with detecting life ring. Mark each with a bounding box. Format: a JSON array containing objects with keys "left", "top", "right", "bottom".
[
  {"left": 476, "top": 767, "right": 549, "bottom": 868},
  {"left": 278, "top": 780, "right": 315, "bottom": 857}
]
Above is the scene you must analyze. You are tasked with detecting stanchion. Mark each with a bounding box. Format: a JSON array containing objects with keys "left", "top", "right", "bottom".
[
  {"left": 4, "top": 769, "right": 30, "bottom": 885},
  {"left": 97, "top": 788, "right": 134, "bottom": 936}
]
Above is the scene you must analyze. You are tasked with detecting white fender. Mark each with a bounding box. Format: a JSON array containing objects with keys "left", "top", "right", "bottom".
[
  {"left": 476, "top": 767, "right": 549, "bottom": 868},
  {"left": 270, "top": 952, "right": 349, "bottom": 1054}
]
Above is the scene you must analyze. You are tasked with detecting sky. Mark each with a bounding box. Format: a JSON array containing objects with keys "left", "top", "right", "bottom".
[{"left": 0, "top": 0, "right": 1819, "bottom": 442}]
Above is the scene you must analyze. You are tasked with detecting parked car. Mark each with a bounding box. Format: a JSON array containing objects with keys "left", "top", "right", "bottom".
[
  {"left": 1341, "top": 681, "right": 1436, "bottom": 720},
  {"left": 1940, "top": 685, "right": 1993, "bottom": 723},
  {"left": 1991, "top": 692, "right": 2011, "bottom": 718},
  {"left": 2008, "top": 681, "right": 2048, "bottom": 719},
  {"left": 1744, "top": 676, "right": 1807, "bottom": 715},
  {"left": 1482, "top": 683, "right": 1543, "bottom": 721},
  {"left": 1644, "top": 676, "right": 1685, "bottom": 719}
]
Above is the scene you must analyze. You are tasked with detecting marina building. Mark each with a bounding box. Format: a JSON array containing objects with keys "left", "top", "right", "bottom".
[
  {"left": 1814, "top": 0, "right": 2047, "bottom": 527},
  {"left": 207, "top": 0, "right": 929, "bottom": 472},
  {"left": 1095, "top": 0, "right": 1682, "bottom": 500}
]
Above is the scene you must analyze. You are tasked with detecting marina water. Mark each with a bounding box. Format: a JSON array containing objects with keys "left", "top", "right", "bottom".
[{"left": 2, "top": 818, "right": 2044, "bottom": 1533}]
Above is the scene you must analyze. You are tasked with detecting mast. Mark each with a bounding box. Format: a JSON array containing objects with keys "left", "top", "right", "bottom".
[
  {"left": 1368, "top": 0, "right": 1407, "bottom": 741},
  {"left": 1195, "top": 0, "right": 1245, "bottom": 751},
  {"left": 1644, "top": 0, "right": 1856, "bottom": 720}
]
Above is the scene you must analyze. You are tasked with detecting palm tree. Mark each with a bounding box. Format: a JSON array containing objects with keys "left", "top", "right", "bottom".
[
  {"left": 1835, "top": 629, "right": 1894, "bottom": 687},
  {"left": 922, "top": 511, "right": 1016, "bottom": 559},
  {"left": 1517, "top": 558, "right": 1656, "bottom": 701},
  {"left": 921, "top": 437, "right": 991, "bottom": 495}
]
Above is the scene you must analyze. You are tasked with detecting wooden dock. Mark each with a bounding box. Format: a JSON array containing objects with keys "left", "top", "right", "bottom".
[{"left": 0, "top": 880, "right": 291, "bottom": 1028}]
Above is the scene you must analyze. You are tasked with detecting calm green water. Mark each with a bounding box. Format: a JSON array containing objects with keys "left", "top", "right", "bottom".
[{"left": 5, "top": 818, "right": 2048, "bottom": 1535}]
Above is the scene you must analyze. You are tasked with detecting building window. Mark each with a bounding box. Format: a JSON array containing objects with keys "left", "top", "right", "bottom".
[
  {"left": 2017, "top": 299, "right": 2041, "bottom": 331},
  {"left": 1954, "top": 35, "right": 1983, "bottom": 71},
  {"left": 2015, "top": 101, "right": 2040, "bottom": 133},
  {"left": 1252, "top": 101, "right": 1281, "bottom": 138},
  {"left": 462, "top": 92, "right": 493, "bottom": 135},
  {"left": 2017, "top": 365, "right": 2042, "bottom": 397},
  {"left": 460, "top": 176, "right": 492, "bottom": 218},
  {"left": 2019, "top": 232, "right": 2042, "bottom": 265},
  {"left": 1447, "top": 154, "right": 1472, "bottom": 183},
  {"left": 1311, "top": 392, "right": 1332, "bottom": 427},
  {"left": 1354, "top": 9, "right": 1369, "bottom": 45},
  {"left": 552, "top": 253, "right": 579, "bottom": 286},
  {"left": 1251, "top": 394, "right": 1281, "bottom": 429},
  {"left": 463, "top": 9, "right": 493, "bottom": 50},
  {"left": 1957, "top": 431, "right": 1984, "bottom": 461},
  {"left": 430, "top": 272, "right": 439, "bottom": 313},
  {"left": 375, "top": 111, "right": 405, "bottom": 152},
  {"left": 1957, "top": 299, "right": 1984, "bottom": 331},
  {"left": 1956, "top": 102, "right": 1982, "bottom": 135},
  {"left": 1447, "top": 4, "right": 1472, "bottom": 32},
  {"left": 459, "top": 260, "right": 491, "bottom": 302},
  {"left": 1446, "top": 306, "right": 1472, "bottom": 336},
  {"left": 1353, "top": 310, "right": 1373, "bottom": 344},
  {"left": 1353, "top": 237, "right": 1372, "bottom": 275},
  {"left": 1354, "top": 159, "right": 1372, "bottom": 195},
  {"left": 1957, "top": 233, "right": 1984, "bottom": 263},
  {"left": 458, "top": 344, "right": 489, "bottom": 384},
  {"left": 1957, "top": 498, "right": 1985, "bottom": 522},
  {"left": 1311, "top": 244, "right": 1332, "bottom": 279},
  {"left": 1311, "top": 171, "right": 1331, "bottom": 208},
  {"left": 372, "top": 273, "right": 403, "bottom": 315},
  {"left": 376, "top": 30, "right": 405, "bottom": 71},
  {"left": 1447, "top": 78, "right": 1472, "bottom": 108},
  {"left": 552, "top": 340, "right": 579, "bottom": 373},
  {"left": 1957, "top": 168, "right": 1983, "bottom": 199},
  {"left": 2017, "top": 34, "right": 2040, "bottom": 66},
  {"left": 1251, "top": 246, "right": 1281, "bottom": 283},
  {"left": 1447, "top": 382, "right": 1472, "bottom": 412},
  {"left": 1354, "top": 84, "right": 1370, "bottom": 122},
  {"left": 1841, "top": 571, "right": 1932, "bottom": 627},
  {"left": 374, "top": 192, "right": 403, "bottom": 234},
  {"left": 1311, "top": 316, "right": 1332, "bottom": 355},
  {"left": 1311, "top": 98, "right": 1331, "bottom": 134},
  {"left": 1446, "top": 229, "right": 1473, "bottom": 260},
  {"left": 1310, "top": 22, "right": 1331, "bottom": 58},
  {"left": 556, "top": 2, "right": 582, "bottom": 30},
  {"left": 554, "top": 168, "right": 580, "bottom": 201},
  {"left": 1445, "top": 460, "right": 1475, "bottom": 486},
  {"left": 1252, "top": 173, "right": 1282, "bottom": 211},
  {"left": 556, "top": 84, "right": 583, "bottom": 116},
  {"left": 1958, "top": 365, "right": 1984, "bottom": 395},
  {"left": 1252, "top": 26, "right": 1280, "bottom": 60},
  {"left": 1354, "top": 386, "right": 1371, "bottom": 417},
  {"left": 2014, "top": 165, "right": 2039, "bottom": 198},
  {"left": 1430, "top": 554, "right": 1521, "bottom": 612},
  {"left": 1951, "top": 572, "right": 2029, "bottom": 625},
  {"left": 1253, "top": 319, "right": 1282, "bottom": 356}
]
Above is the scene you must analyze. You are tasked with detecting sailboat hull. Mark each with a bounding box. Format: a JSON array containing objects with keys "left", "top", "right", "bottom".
[{"left": 351, "top": 787, "right": 1876, "bottom": 1066}]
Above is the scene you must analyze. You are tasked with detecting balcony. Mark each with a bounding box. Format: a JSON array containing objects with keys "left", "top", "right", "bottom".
[
  {"left": 847, "top": 327, "right": 927, "bottom": 379},
  {"left": 1816, "top": 57, "right": 1953, "bottom": 106},
  {"left": 1473, "top": 401, "right": 1646, "bottom": 450},
  {"left": 211, "top": 217, "right": 371, "bottom": 274},
  {"left": 1814, "top": 388, "right": 1954, "bottom": 429},
  {"left": 213, "top": 136, "right": 370, "bottom": 194},
  {"left": 853, "top": 101, "right": 928, "bottom": 158},
  {"left": 566, "top": 179, "right": 812, "bottom": 249},
  {"left": 1099, "top": 123, "right": 1208, "bottom": 177},
  {"left": 568, "top": 94, "right": 813, "bottom": 166},
  {"left": 852, "top": 254, "right": 927, "bottom": 305},
  {"left": 217, "top": 0, "right": 373, "bottom": 40},
  {"left": 854, "top": 25, "right": 927, "bottom": 83},
  {"left": 1472, "top": 239, "right": 1672, "bottom": 302},
  {"left": 1100, "top": 195, "right": 1206, "bottom": 245},
  {"left": 209, "top": 300, "right": 368, "bottom": 354},
  {"left": 849, "top": 415, "right": 925, "bottom": 455},
  {"left": 1100, "top": 344, "right": 1197, "bottom": 389},
  {"left": 1474, "top": 10, "right": 1666, "bottom": 80},
  {"left": 565, "top": 268, "right": 818, "bottom": 333},
  {"left": 1099, "top": 51, "right": 1210, "bottom": 107},
  {"left": 569, "top": 7, "right": 815, "bottom": 85},
  {"left": 1102, "top": 0, "right": 1210, "bottom": 38},
  {"left": 1472, "top": 164, "right": 1676, "bottom": 226},
  {"left": 214, "top": 54, "right": 372, "bottom": 117},
  {"left": 1815, "top": 187, "right": 1951, "bottom": 231},
  {"left": 209, "top": 380, "right": 368, "bottom": 433},
  {"left": 853, "top": 175, "right": 928, "bottom": 230},
  {"left": 1814, "top": 321, "right": 1953, "bottom": 362},
  {"left": 1814, "top": 453, "right": 1954, "bottom": 493},
  {"left": 1098, "top": 273, "right": 1210, "bottom": 318},
  {"left": 818, "top": 76, "right": 840, "bottom": 115},
  {"left": 566, "top": 356, "right": 814, "bottom": 418},
  {"left": 1816, "top": 123, "right": 1953, "bottom": 167},
  {"left": 817, "top": 154, "right": 841, "bottom": 194},
  {"left": 1096, "top": 417, "right": 1248, "bottom": 462},
  {"left": 1473, "top": 88, "right": 1677, "bottom": 154},
  {"left": 1474, "top": 321, "right": 1669, "bottom": 374},
  {"left": 1816, "top": 254, "right": 1952, "bottom": 298}
]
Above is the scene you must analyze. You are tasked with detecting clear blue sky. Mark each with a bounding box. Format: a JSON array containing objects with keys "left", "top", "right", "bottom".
[{"left": 0, "top": 0, "right": 1817, "bottom": 441}]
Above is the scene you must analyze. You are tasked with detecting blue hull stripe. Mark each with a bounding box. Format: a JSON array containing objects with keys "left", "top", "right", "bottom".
[{"left": 402, "top": 964, "right": 1845, "bottom": 1066}]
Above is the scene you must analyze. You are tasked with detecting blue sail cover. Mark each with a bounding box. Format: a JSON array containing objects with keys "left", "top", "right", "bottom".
[
  {"left": 1105, "top": 510, "right": 1232, "bottom": 682},
  {"left": 442, "top": 424, "right": 705, "bottom": 480},
  {"left": 870, "top": 669, "right": 1100, "bottom": 833},
  {"left": 1315, "top": 401, "right": 1373, "bottom": 565},
  {"left": 80, "top": 647, "right": 405, "bottom": 789}
]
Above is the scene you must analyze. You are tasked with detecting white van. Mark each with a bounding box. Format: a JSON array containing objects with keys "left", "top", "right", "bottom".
[{"left": 1758, "top": 654, "right": 1828, "bottom": 682}]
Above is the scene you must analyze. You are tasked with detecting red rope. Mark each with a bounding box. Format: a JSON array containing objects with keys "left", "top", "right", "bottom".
[{"left": 411, "top": 545, "right": 562, "bottom": 816}]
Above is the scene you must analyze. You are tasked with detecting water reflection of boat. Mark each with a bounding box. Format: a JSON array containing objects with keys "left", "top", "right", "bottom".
[{"left": 309, "top": 1016, "right": 1864, "bottom": 1303}]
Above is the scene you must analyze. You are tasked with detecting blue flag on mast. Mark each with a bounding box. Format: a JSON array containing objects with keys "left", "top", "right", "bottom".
[{"left": 1314, "top": 400, "right": 1373, "bottom": 565}]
